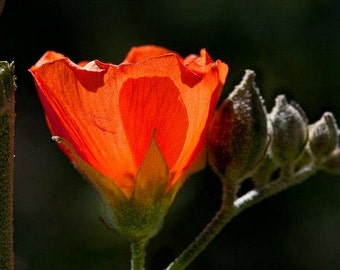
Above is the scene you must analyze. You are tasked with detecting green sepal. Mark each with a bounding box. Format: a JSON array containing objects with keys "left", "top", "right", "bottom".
[{"left": 54, "top": 135, "right": 175, "bottom": 242}]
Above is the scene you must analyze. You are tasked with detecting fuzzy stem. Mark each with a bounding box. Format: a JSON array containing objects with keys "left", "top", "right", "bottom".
[
  {"left": 166, "top": 180, "right": 237, "bottom": 270},
  {"left": 166, "top": 164, "right": 317, "bottom": 270},
  {"left": 0, "top": 62, "right": 15, "bottom": 270},
  {"left": 131, "top": 239, "right": 148, "bottom": 270}
]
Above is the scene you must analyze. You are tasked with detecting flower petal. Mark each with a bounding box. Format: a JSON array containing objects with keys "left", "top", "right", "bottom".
[
  {"left": 118, "top": 51, "right": 228, "bottom": 186},
  {"left": 33, "top": 51, "right": 66, "bottom": 67},
  {"left": 30, "top": 48, "right": 228, "bottom": 195},
  {"left": 170, "top": 53, "right": 228, "bottom": 185},
  {"left": 30, "top": 55, "right": 136, "bottom": 191},
  {"left": 123, "top": 45, "right": 178, "bottom": 64},
  {"left": 119, "top": 76, "right": 189, "bottom": 170}
]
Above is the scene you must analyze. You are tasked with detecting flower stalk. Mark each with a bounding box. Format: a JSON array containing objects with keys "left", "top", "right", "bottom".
[
  {"left": 0, "top": 61, "right": 15, "bottom": 270},
  {"left": 131, "top": 239, "right": 148, "bottom": 270},
  {"left": 166, "top": 164, "right": 317, "bottom": 270}
]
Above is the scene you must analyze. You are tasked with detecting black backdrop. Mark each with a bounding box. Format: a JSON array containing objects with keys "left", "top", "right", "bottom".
[{"left": 1, "top": 0, "right": 340, "bottom": 269}]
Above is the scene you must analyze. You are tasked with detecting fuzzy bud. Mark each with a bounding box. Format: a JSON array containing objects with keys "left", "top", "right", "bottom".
[
  {"left": 269, "top": 95, "right": 308, "bottom": 165},
  {"left": 208, "top": 70, "right": 268, "bottom": 181},
  {"left": 309, "top": 112, "right": 338, "bottom": 160}
]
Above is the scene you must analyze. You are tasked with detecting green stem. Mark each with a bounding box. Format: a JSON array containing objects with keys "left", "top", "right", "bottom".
[
  {"left": 0, "top": 62, "right": 15, "bottom": 270},
  {"left": 166, "top": 179, "right": 237, "bottom": 270},
  {"left": 234, "top": 165, "right": 316, "bottom": 213},
  {"left": 166, "top": 165, "right": 317, "bottom": 270},
  {"left": 130, "top": 239, "right": 147, "bottom": 270}
]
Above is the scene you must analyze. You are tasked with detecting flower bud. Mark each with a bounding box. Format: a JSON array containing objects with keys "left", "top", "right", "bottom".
[
  {"left": 208, "top": 70, "right": 268, "bottom": 181},
  {"left": 309, "top": 112, "right": 338, "bottom": 160},
  {"left": 322, "top": 148, "right": 340, "bottom": 175},
  {"left": 269, "top": 95, "right": 308, "bottom": 165}
]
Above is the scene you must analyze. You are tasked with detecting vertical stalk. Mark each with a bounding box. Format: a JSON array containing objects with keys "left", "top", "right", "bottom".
[
  {"left": 130, "top": 239, "right": 147, "bottom": 270},
  {"left": 0, "top": 62, "right": 15, "bottom": 270}
]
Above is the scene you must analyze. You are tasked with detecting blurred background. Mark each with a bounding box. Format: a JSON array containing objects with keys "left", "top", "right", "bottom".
[{"left": 1, "top": 0, "right": 340, "bottom": 269}]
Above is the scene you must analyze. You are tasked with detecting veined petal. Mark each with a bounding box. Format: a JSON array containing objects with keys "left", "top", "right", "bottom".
[
  {"left": 30, "top": 46, "right": 228, "bottom": 196},
  {"left": 171, "top": 51, "right": 228, "bottom": 186},
  {"left": 119, "top": 76, "right": 189, "bottom": 170},
  {"left": 117, "top": 50, "right": 228, "bottom": 187},
  {"left": 30, "top": 55, "right": 136, "bottom": 193}
]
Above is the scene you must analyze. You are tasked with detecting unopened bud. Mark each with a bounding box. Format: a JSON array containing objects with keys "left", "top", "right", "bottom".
[
  {"left": 322, "top": 148, "right": 340, "bottom": 175},
  {"left": 208, "top": 70, "right": 268, "bottom": 181},
  {"left": 269, "top": 95, "right": 308, "bottom": 165},
  {"left": 309, "top": 112, "right": 338, "bottom": 160}
]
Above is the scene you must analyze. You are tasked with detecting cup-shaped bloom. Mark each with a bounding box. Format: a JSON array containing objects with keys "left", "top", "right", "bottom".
[{"left": 29, "top": 45, "right": 228, "bottom": 241}]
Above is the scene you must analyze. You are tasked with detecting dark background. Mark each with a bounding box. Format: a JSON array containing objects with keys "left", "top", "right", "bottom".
[{"left": 1, "top": 0, "right": 340, "bottom": 269}]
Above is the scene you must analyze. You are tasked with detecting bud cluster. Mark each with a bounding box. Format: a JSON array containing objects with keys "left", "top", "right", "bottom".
[{"left": 208, "top": 70, "right": 340, "bottom": 190}]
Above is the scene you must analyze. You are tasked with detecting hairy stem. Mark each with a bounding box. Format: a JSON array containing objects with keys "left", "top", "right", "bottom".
[
  {"left": 166, "top": 164, "right": 317, "bottom": 270},
  {"left": 166, "top": 180, "right": 237, "bottom": 270},
  {"left": 0, "top": 62, "right": 15, "bottom": 270},
  {"left": 131, "top": 239, "right": 148, "bottom": 270}
]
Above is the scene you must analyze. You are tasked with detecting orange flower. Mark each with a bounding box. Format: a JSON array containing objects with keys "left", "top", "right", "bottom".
[{"left": 30, "top": 45, "right": 228, "bottom": 240}]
